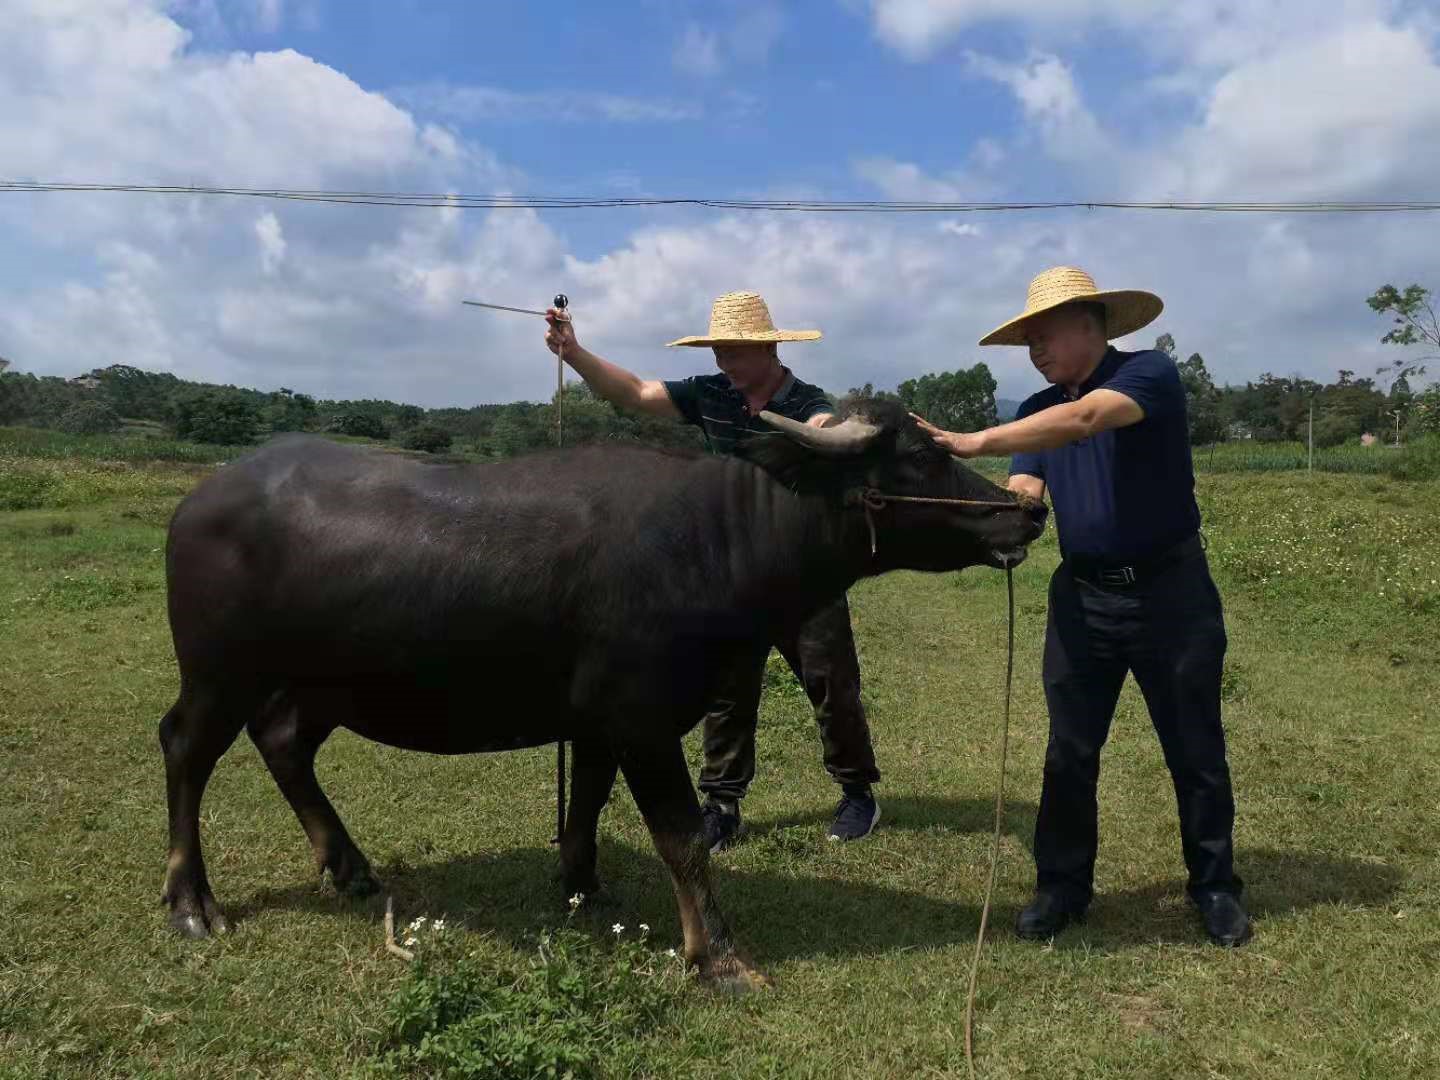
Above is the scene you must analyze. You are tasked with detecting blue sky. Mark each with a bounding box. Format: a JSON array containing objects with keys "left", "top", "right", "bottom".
[{"left": 3, "top": 1, "right": 1438, "bottom": 407}]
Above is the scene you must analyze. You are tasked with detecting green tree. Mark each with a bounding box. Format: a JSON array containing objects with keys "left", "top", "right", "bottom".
[
  {"left": 895, "top": 364, "right": 998, "bottom": 433},
  {"left": 264, "top": 388, "right": 318, "bottom": 433},
  {"left": 171, "top": 391, "right": 262, "bottom": 445},
  {"left": 391, "top": 404, "right": 426, "bottom": 431},
  {"left": 1412, "top": 385, "right": 1440, "bottom": 435},
  {"left": 1177, "top": 352, "right": 1225, "bottom": 445},
  {"left": 1367, "top": 283, "right": 1437, "bottom": 388}
]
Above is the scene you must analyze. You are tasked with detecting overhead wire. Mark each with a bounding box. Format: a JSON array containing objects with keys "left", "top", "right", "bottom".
[{"left": 3, "top": 180, "right": 1439, "bottom": 213}]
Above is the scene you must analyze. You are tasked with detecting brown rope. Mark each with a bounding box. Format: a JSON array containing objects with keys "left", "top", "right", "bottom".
[
  {"left": 852, "top": 488, "right": 1021, "bottom": 557},
  {"left": 965, "top": 564, "right": 1016, "bottom": 1078}
]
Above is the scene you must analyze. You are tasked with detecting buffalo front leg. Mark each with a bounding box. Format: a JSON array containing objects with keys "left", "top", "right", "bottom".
[
  {"left": 246, "top": 694, "right": 379, "bottom": 897},
  {"left": 617, "top": 737, "right": 769, "bottom": 992},
  {"left": 559, "top": 738, "right": 619, "bottom": 904},
  {"left": 158, "top": 681, "right": 257, "bottom": 937}
]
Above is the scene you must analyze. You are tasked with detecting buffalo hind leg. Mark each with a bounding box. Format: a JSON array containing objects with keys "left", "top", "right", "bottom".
[
  {"left": 617, "top": 737, "right": 769, "bottom": 992},
  {"left": 559, "top": 738, "right": 619, "bottom": 903},
  {"left": 159, "top": 681, "right": 259, "bottom": 937},
  {"left": 247, "top": 694, "right": 379, "bottom": 897}
]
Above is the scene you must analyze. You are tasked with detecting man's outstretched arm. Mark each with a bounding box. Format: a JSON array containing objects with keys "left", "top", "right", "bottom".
[{"left": 544, "top": 308, "right": 680, "bottom": 419}]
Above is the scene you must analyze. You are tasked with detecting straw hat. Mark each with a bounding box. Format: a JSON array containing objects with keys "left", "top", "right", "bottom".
[
  {"left": 979, "top": 266, "right": 1163, "bottom": 347},
  {"left": 666, "top": 291, "right": 822, "bottom": 347}
]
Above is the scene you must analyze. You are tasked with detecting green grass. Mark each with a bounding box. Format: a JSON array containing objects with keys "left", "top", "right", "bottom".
[
  {"left": 1194, "top": 434, "right": 1440, "bottom": 481},
  {"left": 1, "top": 455, "right": 1437, "bottom": 1078}
]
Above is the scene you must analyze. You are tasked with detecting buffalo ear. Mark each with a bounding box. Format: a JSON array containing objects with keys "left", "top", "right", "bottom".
[{"left": 757, "top": 412, "right": 882, "bottom": 457}]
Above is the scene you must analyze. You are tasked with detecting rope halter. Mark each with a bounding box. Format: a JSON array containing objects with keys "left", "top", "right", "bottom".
[{"left": 845, "top": 487, "right": 1026, "bottom": 557}]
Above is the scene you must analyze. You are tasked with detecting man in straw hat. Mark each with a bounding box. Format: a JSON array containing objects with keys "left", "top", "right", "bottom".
[
  {"left": 543, "top": 291, "right": 882, "bottom": 851},
  {"left": 913, "top": 266, "right": 1250, "bottom": 948}
]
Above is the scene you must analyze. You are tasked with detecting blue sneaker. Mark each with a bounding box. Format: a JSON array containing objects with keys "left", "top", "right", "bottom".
[
  {"left": 701, "top": 799, "right": 744, "bottom": 854},
  {"left": 827, "top": 787, "right": 880, "bottom": 841}
]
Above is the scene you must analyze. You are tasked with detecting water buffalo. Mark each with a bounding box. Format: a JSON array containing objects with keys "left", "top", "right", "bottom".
[{"left": 157, "top": 398, "right": 1045, "bottom": 988}]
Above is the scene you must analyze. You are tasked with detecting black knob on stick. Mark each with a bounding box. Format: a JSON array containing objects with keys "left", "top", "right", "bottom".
[{"left": 553, "top": 293, "right": 568, "bottom": 311}]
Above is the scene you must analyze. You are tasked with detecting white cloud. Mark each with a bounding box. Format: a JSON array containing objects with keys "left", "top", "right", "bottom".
[
  {"left": 964, "top": 51, "right": 1114, "bottom": 170},
  {"left": 862, "top": 0, "right": 1397, "bottom": 65},
  {"left": 1161, "top": 20, "right": 1440, "bottom": 200},
  {"left": 393, "top": 83, "right": 700, "bottom": 124},
  {"left": 854, "top": 135, "right": 1007, "bottom": 202},
  {"left": 853, "top": 159, "right": 969, "bottom": 202},
  {"left": 938, "top": 220, "right": 981, "bottom": 238},
  {"left": 255, "top": 211, "right": 286, "bottom": 273},
  {"left": 673, "top": 5, "right": 786, "bottom": 76},
  {"left": 2, "top": 0, "right": 1437, "bottom": 415}
]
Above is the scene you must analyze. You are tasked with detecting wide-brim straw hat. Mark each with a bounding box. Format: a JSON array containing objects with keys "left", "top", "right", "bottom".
[
  {"left": 979, "top": 266, "right": 1163, "bottom": 347},
  {"left": 666, "top": 291, "right": 822, "bottom": 347}
]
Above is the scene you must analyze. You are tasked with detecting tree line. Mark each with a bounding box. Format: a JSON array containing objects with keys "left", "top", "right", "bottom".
[{"left": 2, "top": 282, "right": 1434, "bottom": 453}]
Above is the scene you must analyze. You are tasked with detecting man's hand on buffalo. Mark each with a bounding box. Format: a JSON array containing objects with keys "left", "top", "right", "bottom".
[{"left": 910, "top": 413, "right": 986, "bottom": 458}]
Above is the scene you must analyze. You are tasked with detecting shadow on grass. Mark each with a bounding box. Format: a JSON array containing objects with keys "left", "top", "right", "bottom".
[
  {"left": 1048, "top": 846, "right": 1406, "bottom": 951},
  {"left": 752, "top": 794, "right": 1039, "bottom": 849},
  {"left": 225, "top": 811, "right": 1401, "bottom": 963},
  {"left": 230, "top": 838, "right": 987, "bottom": 964}
]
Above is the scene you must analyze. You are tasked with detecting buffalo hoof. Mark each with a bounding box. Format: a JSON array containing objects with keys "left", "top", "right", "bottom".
[
  {"left": 698, "top": 956, "right": 772, "bottom": 995},
  {"left": 166, "top": 900, "right": 229, "bottom": 938},
  {"left": 334, "top": 871, "right": 381, "bottom": 899}
]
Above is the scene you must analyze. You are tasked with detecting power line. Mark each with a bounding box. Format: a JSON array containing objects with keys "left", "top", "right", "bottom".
[{"left": 4, "top": 180, "right": 1440, "bottom": 214}]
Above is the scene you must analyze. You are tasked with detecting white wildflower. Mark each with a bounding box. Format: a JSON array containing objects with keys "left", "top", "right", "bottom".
[
  {"left": 431, "top": 919, "right": 446, "bottom": 933},
  {"left": 612, "top": 923, "right": 625, "bottom": 936},
  {"left": 568, "top": 893, "right": 584, "bottom": 910},
  {"left": 666, "top": 948, "right": 678, "bottom": 959},
  {"left": 638, "top": 923, "right": 650, "bottom": 934},
  {"left": 402, "top": 935, "right": 417, "bottom": 947}
]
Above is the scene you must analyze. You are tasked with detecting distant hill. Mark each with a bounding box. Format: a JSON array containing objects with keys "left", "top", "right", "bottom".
[{"left": 996, "top": 398, "right": 1021, "bottom": 421}]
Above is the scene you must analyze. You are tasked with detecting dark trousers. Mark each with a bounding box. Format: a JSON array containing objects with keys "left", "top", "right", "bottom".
[
  {"left": 1036, "top": 549, "right": 1241, "bottom": 906},
  {"left": 698, "top": 595, "right": 880, "bottom": 803}
]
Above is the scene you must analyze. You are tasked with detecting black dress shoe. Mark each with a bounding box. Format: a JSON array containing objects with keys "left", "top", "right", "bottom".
[
  {"left": 1015, "top": 892, "right": 1086, "bottom": 940},
  {"left": 1194, "top": 890, "right": 1252, "bottom": 947}
]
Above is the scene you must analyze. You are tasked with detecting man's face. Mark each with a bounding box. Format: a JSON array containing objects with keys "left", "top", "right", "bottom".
[
  {"left": 1024, "top": 304, "right": 1104, "bottom": 387},
  {"left": 712, "top": 343, "right": 780, "bottom": 393}
]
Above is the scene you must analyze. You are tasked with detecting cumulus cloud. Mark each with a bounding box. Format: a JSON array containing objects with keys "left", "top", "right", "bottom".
[
  {"left": 850, "top": 2, "right": 1440, "bottom": 391},
  {"left": 1, "top": 0, "right": 1436, "bottom": 415}
]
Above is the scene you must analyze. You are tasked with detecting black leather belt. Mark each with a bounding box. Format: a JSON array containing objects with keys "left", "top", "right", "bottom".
[{"left": 1065, "top": 533, "right": 1204, "bottom": 588}]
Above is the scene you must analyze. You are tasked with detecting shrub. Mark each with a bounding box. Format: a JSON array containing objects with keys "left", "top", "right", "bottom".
[
  {"left": 56, "top": 400, "right": 122, "bottom": 435},
  {"left": 326, "top": 411, "right": 389, "bottom": 440},
  {"left": 402, "top": 423, "right": 453, "bottom": 454},
  {"left": 370, "top": 922, "right": 685, "bottom": 1079}
]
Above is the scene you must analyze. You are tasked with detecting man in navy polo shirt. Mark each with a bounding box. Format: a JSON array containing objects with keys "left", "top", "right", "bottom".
[
  {"left": 543, "top": 291, "right": 883, "bottom": 851},
  {"left": 914, "top": 267, "right": 1250, "bottom": 948}
]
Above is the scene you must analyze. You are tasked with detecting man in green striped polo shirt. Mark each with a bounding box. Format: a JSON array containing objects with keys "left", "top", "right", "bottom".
[{"left": 543, "top": 291, "right": 882, "bottom": 850}]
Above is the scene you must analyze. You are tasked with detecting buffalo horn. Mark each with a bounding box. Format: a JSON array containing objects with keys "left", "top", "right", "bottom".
[{"left": 758, "top": 411, "right": 882, "bottom": 456}]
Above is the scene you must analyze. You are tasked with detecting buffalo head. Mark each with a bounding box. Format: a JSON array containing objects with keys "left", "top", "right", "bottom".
[{"left": 744, "top": 397, "right": 1047, "bottom": 573}]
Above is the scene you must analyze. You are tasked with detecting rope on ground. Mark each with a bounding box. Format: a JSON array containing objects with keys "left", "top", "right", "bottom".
[{"left": 965, "top": 564, "right": 1016, "bottom": 1079}]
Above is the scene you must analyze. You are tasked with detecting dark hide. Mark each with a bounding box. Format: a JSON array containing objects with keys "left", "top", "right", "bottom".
[{"left": 156, "top": 397, "right": 1045, "bottom": 988}]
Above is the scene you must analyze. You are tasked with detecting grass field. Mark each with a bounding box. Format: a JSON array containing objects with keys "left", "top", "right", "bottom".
[{"left": 2, "top": 432, "right": 1438, "bottom": 1078}]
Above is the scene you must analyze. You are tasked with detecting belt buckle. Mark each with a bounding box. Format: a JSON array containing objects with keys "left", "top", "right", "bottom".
[{"left": 1100, "top": 566, "right": 1136, "bottom": 586}]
